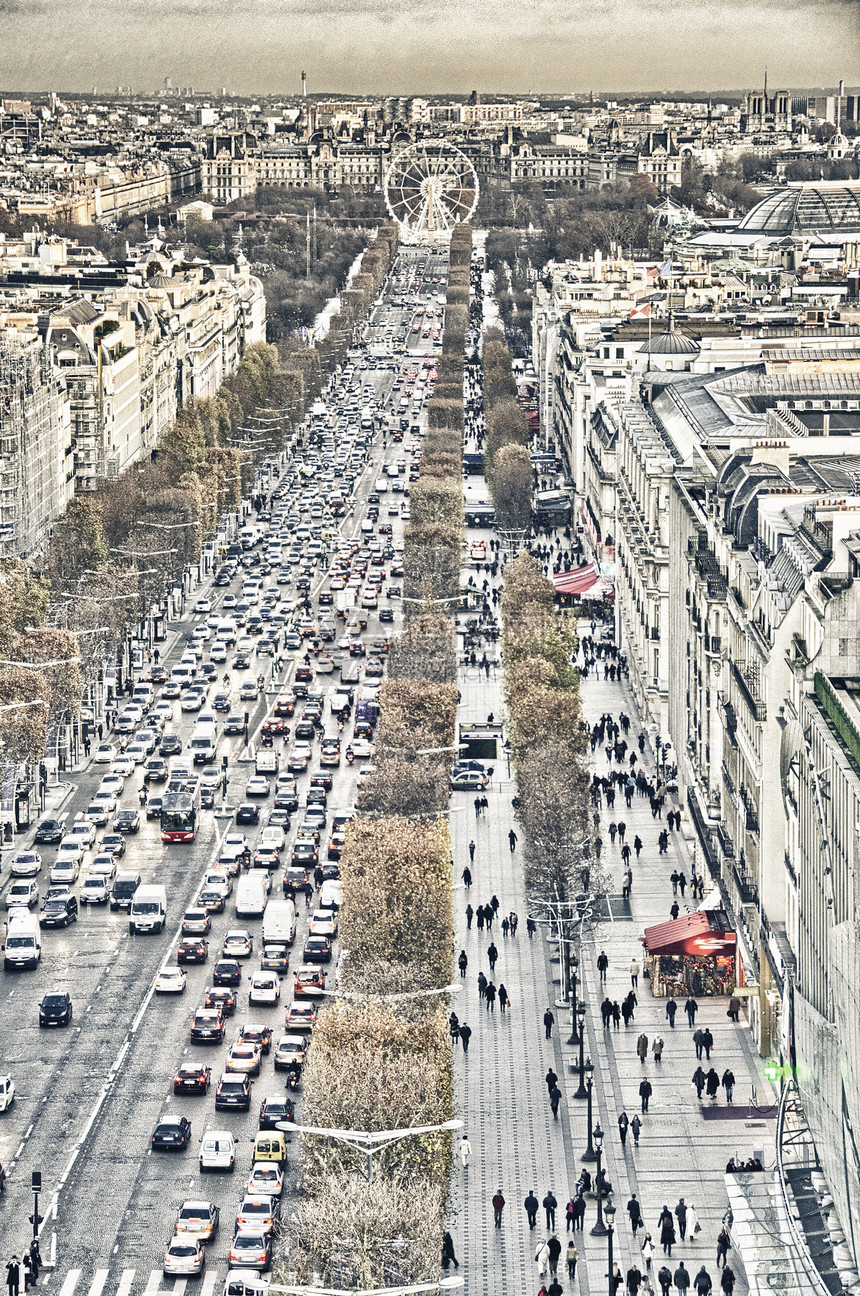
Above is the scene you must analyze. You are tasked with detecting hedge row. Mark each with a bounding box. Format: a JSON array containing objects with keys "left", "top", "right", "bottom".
[{"left": 290, "top": 228, "right": 472, "bottom": 1289}]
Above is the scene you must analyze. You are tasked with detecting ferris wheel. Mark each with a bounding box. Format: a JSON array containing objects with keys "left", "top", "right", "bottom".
[{"left": 384, "top": 141, "right": 479, "bottom": 240}]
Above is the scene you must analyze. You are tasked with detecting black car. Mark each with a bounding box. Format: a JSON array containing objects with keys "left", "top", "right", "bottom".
[
  {"left": 144, "top": 758, "right": 168, "bottom": 784},
  {"left": 235, "top": 803, "right": 260, "bottom": 826},
  {"left": 34, "top": 819, "right": 64, "bottom": 845},
  {"left": 379, "top": 607, "right": 394, "bottom": 623},
  {"left": 215, "top": 1075, "right": 252, "bottom": 1111},
  {"left": 115, "top": 809, "right": 141, "bottom": 834},
  {"left": 259, "top": 1098, "right": 294, "bottom": 1130},
  {"left": 321, "top": 862, "right": 341, "bottom": 881},
  {"left": 152, "top": 1117, "right": 192, "bottom": 1150},
  {"left": 146, "top": 795, "right": 163, "bottom": 820},
  {"left": 173, "top": 1064, "right": 211, "bottom": 1095},
  {"left": 291, "top": 840, "right": 318, "bottom": 868},
  {"left": 309, "top": 774, "right": 331, "bottom": 795},
  {"left": 213, "top": 959, "right": 242, "bottom": 987},
  {"left": 205, "top": 986, "right": 237, "bottom": 1017},
  {"left": 233, "top": 652, "right": 251, "bottom": 670},
  {"left": 177, "top": 939, "right": 209, "bottom": 965},
  {"left": 159, "top": 734, "right": 182, "bottom": 757},
  {"left": 224, "top": 714, "right": 245, "bottom": 735},
  {"left": 294, "top": 721, "right": 316, "bottom": 742},
  {"left": 39, "top": 894, "right": 78, "bottom": 928},
  {"left": 39, "top": 992, "right": 72, "bottom": 1026},
  {"left": 303, "top": 935, "right": 332, "bottom": 964}
]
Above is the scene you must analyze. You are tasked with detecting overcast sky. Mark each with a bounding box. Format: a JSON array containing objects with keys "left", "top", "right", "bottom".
[{"left": 1, "top": 0, "right": 854, "bottom": 95}]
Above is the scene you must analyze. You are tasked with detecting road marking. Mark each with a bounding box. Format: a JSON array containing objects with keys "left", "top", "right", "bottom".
[
  {"left": 199, "top": 1271, "right": 217, "bottom": 1296},
  {"left": 172, "top": 1282, "right": 187, "bottom": 1296},
  {"left": 57, "top": 1270, "right": 80, "bottom": 1296},
  {"left": 116, "top": 1270, "right": 135, "bottom": 1296},
  {"left": 142, "top": 1270, "right": 161, "bottom": 1296},
  {"left": 88, "top": 1270, "right": 109, "bottom": 1296}
]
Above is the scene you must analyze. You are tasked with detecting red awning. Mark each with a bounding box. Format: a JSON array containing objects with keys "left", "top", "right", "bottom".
[
  {"left": 553, "top": 564, "right": 598, "bottom": 596},
  {"left": 643, "top": 910, "right": 736, "bottom": 957}
]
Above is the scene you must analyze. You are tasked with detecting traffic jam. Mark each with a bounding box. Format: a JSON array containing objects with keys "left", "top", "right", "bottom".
[{"left": 0, "top": 246, "right": 454, "bottom": 1287}]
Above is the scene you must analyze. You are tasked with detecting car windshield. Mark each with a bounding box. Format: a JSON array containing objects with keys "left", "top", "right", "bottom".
[
  {"left": 220, "top": 1081, "right": 245, "bottom": 1092},
  {"left": 170, "top": 1246, "right": 198, "bottom": 1258},
  {"left": 43, "top": 995, "right": 66, "bottom": 1007}
]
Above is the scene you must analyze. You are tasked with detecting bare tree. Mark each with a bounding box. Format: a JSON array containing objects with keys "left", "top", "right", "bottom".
[{"left": 491, "top": 442, "right": 533, "bottom": 529}]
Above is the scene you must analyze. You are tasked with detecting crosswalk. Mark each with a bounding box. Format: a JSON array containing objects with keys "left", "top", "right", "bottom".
[{"left": 52, "top": 1269, "right": 222, "bottom": 1296}]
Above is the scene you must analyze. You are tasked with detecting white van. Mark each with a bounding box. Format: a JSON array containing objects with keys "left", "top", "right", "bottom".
[
  {"left": 200, "top": 1130, "right": 237, "bottom": 1174},
  {"left": 262, "top": 898, "right": 296, "bottom": 947},
  {"left": 235, "top": 875, "right": 267, "bottom": 919},
  {"left": 319, "top": 879, "right": 343, "bottom": 912},
  {"left": 216, "top": 617, "right": 238, "bottom": 646},
  {"left": 129, "top": 884, "right": 167, "bottom": 934},
  {"left": 190, "top": 726, "right": 217, "bottom": 765},
  {"left": 4, "top": 911, "right": 41, "bottom": 969}
]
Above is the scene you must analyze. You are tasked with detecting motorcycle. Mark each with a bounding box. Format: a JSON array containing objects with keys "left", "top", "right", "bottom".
[
  {"left": 345, "top": 748, "right": 355, "bottom": 765},
  {"left": 285, "top": 1068, "right": 301, "bottom": 1092}
]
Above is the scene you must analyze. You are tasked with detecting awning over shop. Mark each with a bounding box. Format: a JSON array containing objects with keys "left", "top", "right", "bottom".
[
  {"left": 553, "top": 564, "right": 598, "bottom": 595},
  {"left": 643, "top": 909, "right": 737, "bottom": 957}
]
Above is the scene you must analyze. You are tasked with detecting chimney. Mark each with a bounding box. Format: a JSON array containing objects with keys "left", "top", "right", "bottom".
[{"left": 301, "top": 70, "right": 307, "bottom": 98}]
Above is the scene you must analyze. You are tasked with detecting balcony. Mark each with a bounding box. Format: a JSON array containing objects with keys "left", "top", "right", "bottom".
[
  {"left": 730, "top": 660, "right": 767, "bottom": 723},
  {"left": 733, "top": 860, "right": 759, "bottom": 906}
]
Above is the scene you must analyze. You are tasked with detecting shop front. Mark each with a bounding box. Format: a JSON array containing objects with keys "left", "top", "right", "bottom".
[{"left": 643, "top": 909, "right": 740, "bottom": 999}]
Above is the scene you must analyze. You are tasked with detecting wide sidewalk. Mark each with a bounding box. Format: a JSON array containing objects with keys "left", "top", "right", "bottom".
[{"left": 448, "top": 616, "right": 777, "bottom": 1294}]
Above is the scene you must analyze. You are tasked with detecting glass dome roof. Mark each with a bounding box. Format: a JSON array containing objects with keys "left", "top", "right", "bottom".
[{"left": 738, "top": 185, "right": 860, "bottom": 235}]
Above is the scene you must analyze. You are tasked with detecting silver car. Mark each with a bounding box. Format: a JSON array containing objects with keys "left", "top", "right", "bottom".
[{"left": 163, "top": 1238, "right": 205, "bottom": 1276}]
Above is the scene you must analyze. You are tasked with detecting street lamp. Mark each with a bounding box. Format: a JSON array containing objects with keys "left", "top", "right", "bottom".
[
  {"left": 567, "top": 954, "right": 580, "bottom": 1044},
  {"left": 604, "top": 1201, "right": 617, "bottom": 1296},
  {"left": 582, "top": 1058, "right": 597, "bottom": 1162},
  {"left": 590, "top": 1123, "right": 608, "bottom": 1236},
  {"left": 574, "top": 1002, "right": 588, "bottom": 1098}
]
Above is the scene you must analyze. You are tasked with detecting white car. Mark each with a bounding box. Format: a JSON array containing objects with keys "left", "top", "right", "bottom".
[
  {"left": 155, "top": 967, "right": 187, "bottom": 995},
  {"left": 70, "top": 821, "right": 96, "bottom": 848},
  {"left": 5, "top": 879, "right": 39, "bottom": 909},
  {"left": 247, "top": 1164, "right": 283, "bottom": 1197},
  {"left": 0, "top": 1074, "right": 15, "bottom": 1113},
  {"left": 225, "top": 1042, "right": 262, "bottom": 1075},
  {"left": 194, "top": 599, "right": 212, "bottom": 615},
  {"left": 10, "top": 850, "right": 42, "bottom": 878},
  {"left": 153, "top": 701, "right": 173, "bottom": 721},
  {"left": 203, "top": 871, "right": 233, "bottom": 899},
  {"left": 245, "top": 777, "right": 269, "bottom": 798},
  {"left": 248, "top": 972, "right": 280, "bottom": 1006},
  {"left": 209, "top": 643, "right": 228, "bottom": 663},
  {"left": 98, "top": 774, "right": 124, "bottom": 797},
  {"left": 80, "top": 874, "right": 109, "bottom": 905},
  {"left": 163, "top": 1238, "right": 205, "bottom": 1278},
  {"left": 109, "top": 756, "right": 135, "bottom": 779},
  {"left": 199, "top": 1129, "right": 236, "bottom": 1173},
  {"left": 93, "top": 743, "right": 117, "bottom": 764},
  {"left": 126, "top": 744, "right": 148, "bottom": 765},
  {"left": 351, "top": 738, "right": 375, "bottom": 759},
  {"left": 49, "top": 857, "right": 79, "bottom": 885}
]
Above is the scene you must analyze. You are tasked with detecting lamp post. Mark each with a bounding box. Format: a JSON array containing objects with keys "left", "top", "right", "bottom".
[
  {"left": 604, "top": 1201, "right": 617, "bottom": 1295},
  {"left": 567, "top": 955, "right": 580, "bottom": 1044},
  {"left": 574, "top": 1002, "right": 588, "bottom": 1098},
  {"left": 582, "top": 1058, "right": 597, "bottom": 1161},
  {"left": 590, "top": 1124, "right": 608, "bottom": 1236}
]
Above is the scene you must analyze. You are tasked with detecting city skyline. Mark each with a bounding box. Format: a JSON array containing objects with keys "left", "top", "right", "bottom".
[{"left": 1, "top": 0, "right": 852, "bottom": 96}]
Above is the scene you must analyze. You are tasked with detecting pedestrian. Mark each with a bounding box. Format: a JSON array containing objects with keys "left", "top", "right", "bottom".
[
  {"left": 627, "top": 1265, "right": 643, "bottom": 1294},
  {"left": 458, "top": 950, "right": 468, "bottom": 977},
  {"left": 544, "top": 1009, "right": 555, "bottom": 1039},
  {"left": 509, "top": 828, "right": 517, "bottom": 852},
  {"left": 485, "top": 981, "right": 497, "bottom": 1011},
  {"left": 611, "top": 1263, "right": 624, "bottom": 1294},
  {"left": 441, "top": 1232, "right": 459, "bottom": 1270},
  {"left": 543, "top": 1190, "right": 558, "bottom": 1230},
  {"left": 687, "top": 1204, "right": 699, "bottom": 1238},
  {"left": 598, "top": 949, "right": 609, "bottom": 982},
  {"left": 670, "top": 870, "right": 680, "bottom": 896},
  {"left": 501, "top": 916, "right": 510, "bottom": 938},
  {"left": 630, "top": 958, "right": 640, "bottom": 987},
  {"left": 509, "top": 911, "right": 519, "bottom": 936},
  {"left": 481, "top": 794, "right": 489, "bottom": 816},
  {"left": 545, "top": 1067, "right": 559, "bottom": 1094},
  {"left": 601, "top": 997, "right": 613, "bottom": 1027},
  {"left": 20, "top": 1259, "right": 30, "bottom": 1296},
  {"left": 693, "top": 1029, "right": 705, "bottom": 1060},
  {"left": 639, "top": 1078, "right": 652, "bottom": 1113},
  {"left": 477, "top": 971, "right": 487, "bottom": 998},
  {"left": 627, "top": 1192, "right": 643, "bottom": 1232},
  {"left": 535, "top": 1239, "right": 551, "bottom": 1277},
  {"left": 631, "top": 1113, "right": 642, "bottom": 1146},
  {"left": 716, "top": 1228, "right": 730, "bottom": 1268},
  {"left": 527, "top": 917, "right": 537, "bottom": 938},
  {"left": 25, "top": 1248, "right": 37, "bottom": 1292},
  {"left": 469, "top": 839, "right": 476, "bottom": 863},
  {"left": 476, "top": 905, "right": 485, "bottom": 931},
  {"left": 612, "top": 1000, "right": 621, "bottom": 1029},
  {"left": 721, "top": 1069, "right": 735, "bottom": 1104},
  {"left": 694, "top": 1266, "right": 712, "bottom": 1295},
  {"left": 685, "top": 997, "right": 698, "bottom": 1026},
  {"left": 674, "top": 1261, "right": 690, "bottom": 1293},
  {"left": 450, "top": 1014, "right": 460, "bottom": 1045},
  {"left": 675, "top": 1199, "right": 688, "bottom": 1241},
  {"left": 637, "top": 1032, "right": 649, "bottom": 1063},
  {"left": 641, "top": 1234, "right": 654, "bottom": 1271},
  {"left": 484, "top": 904, "right": 494, "bottom": 931},
  {"left": 547, "top": 1284, "right": 563, "bottom": 1296},
  {"left": 550, "top": 1086, "right": 562, "bottom": 1119},
  {"left": 623, "top": 868, "right": 634, "bottom": 898},
  {"left": 728, "top": 994, "right": 741, "bottom": 1023},
  {"left": 573, "top": 1195, "right": 587, "bottom": 1231},
  {"left": 498, "top": 983, "right": 510, "bottom": 1014},
  {"left": 666, "top": 997, "right": 678, "bottom": 1028},
  {"left": 565, "top": 1198, "right": 576, "bottom": 1231},
  {"left": 487, "top": 941, "right": 499, "bottom": 971},
  {"left": 566, "top": 1241, "right": 579, "bottom": 1280},
  {"left": 702, "top": 1028, "right": 714, "bottom": 1060},
  {"left": 474, "top": 797, "right": 481, "bottom": 820},
  {"left": 547, "top": 1235, "right": 562, "bottom": 1275},
  {"left": 678, "top": 872, "right": 687, "bottom": 897},
  {"left": 5, "top": 1259, "right": 20, "bottom": 1296},
  {"left": 692, "top": 1066, "right": 706, "bottom": 1100},
  {"left": 720, "top": 1267, "right": 736, "bottom": 1293},
  {"left": 634, "top": 834, "right": 643, "bottom": 858},
  {"left": 462, "top": 866, "right": 472, "bottom": 888},
  {"left": 459, "top": 1134, "right": 471, "bottom": 1167},
  {"left": 658, "top": 1266, "right": 673, "bottom": 1295},
  {"left": 652, "top": 1035, "right": 664, "bottom": 1062},
  {"left": 525, "top": 1189, "right": 540, "bottom": 1228},
  {"left": 618, "top": 1110, "right": 629, "bottom": 1145},
  {"left": 492, "top": 1188, "right": 505, "bottom": 1228},
  {"left": 459, "top": 1023, "right": 472, "bottom": 1052},
  {"left": 465, "top": 902, "right": 474, "bottom": 930},
  {"left": 670, "top": 901, "right": 680, "bottom": 920}
]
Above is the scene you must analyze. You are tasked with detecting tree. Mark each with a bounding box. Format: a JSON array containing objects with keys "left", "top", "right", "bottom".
[
  {"left": 485, "top": 398, "right": 530, "bottom": 480},
  {"left": 403, "top": 523, "right": 462, "bottom": 608},
  {"left": 388, "top": 612, "right": 457, "bottom": 685},
  {"left": 409, "top": 479, "right": 464, "bottom": 530},
  {"left": 491, "top": 443, "right": 533, "bottom": 530}
]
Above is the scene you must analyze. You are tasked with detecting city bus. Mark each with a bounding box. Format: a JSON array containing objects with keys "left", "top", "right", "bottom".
[{"left": 160, "top": 777, "right": 202, "bottom": 843}]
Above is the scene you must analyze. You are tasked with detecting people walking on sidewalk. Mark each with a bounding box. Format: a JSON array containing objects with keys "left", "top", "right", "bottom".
[
  {"left": 666, "top": 997, "right": 677, "bottom": 1028},
  {"left": 652, "top": 1035, "right": 664, "bottom": 1062},
  {"left": 491, "top": 1188, "right": 506, "bottom": 1228},
  {"left": 702, "top": 1028, "right": 714, "bottom": 1059},
  {"left": 659, "top": 1207, "right": 675, "bottom": 1255},
  {"left": 631, "top": 1113, "right": 642, "bottom": 1146},
  {"left": 465, "top": 903, "right": 474, "bottom": 929},
  {"left": 469, "top": 840, "right": 476, "bottom": 862},
  {"left": 487, "top": 941, "right": 498, "bottom": 971},
  {"left": 641, "top": 1234, "right": 654, "bottom": 1271},
  {"left": 674, "top": 1261, "right": 691, "bottom": 1292},
  {"left": 627, "top": 1193, "right": 643, "bottom": 1233},
  {"left": 459, "top": 1134, "right": 471, "bottom": 1166},
  {"left": 692, "top": 1066, "right": 706, "bottom": 1100},
  {"left": 720, "top": 1268, "right": 736, "bottom": 1293},
  {"left": 598, "top": 949, "right": 609, "bottom": 981},
  {"left": 543, "top": 1009, "right": 555, "bottom": 1039},
  {"left": 566, "top": 1242, "right": 579, "bottom": 1281},
  {"left": 543, "top": 1190, "right": 558, "bottom": 1229},
  {"left": 618, "top": 1111, "right": 629, "bottom": 1145},
  {"left": 485, "top": 981, "right": 497, "bottom": 1011},
  {"left": 547, "top": 1236, "right": 562, "bottom": 1275},
  {"left": 706, "top": 1068, "right": 720, "bottom": 1099},
  {"left": 458, "top": 950, "right": 468, "bottom": 977},
  {"left": 525, "top": 1190, "right": 540, "bottom": 1228},
  {"left": 498, "top": 983, "right": 510, "bottom": 1014},
  {"left": 685, "top": 997, "right": 699, "bottom": 1026},
  {"left": 462, "top": 866, "right": 472, "bottom": 888},
  {"left": 637, "top": 1032, "right": 649, "bottom": 1062},
  {"left": 693, "top": 1029, "right": 705, "bottom": 1060},
  {"left": 658, "top": 1266, "right": 673, "bottom": 1294},
  {"left": 675, "top": 1199, "right": 688, "bottom": 1241},
  {"left": 509, "top": 828, "right": 517, "bottom": 852},
  {"left": 630, "top": 957, "right": 640, "bottom": 986},
  {"left": 441, "top": 1233, "right": 459, "bottom": 1270},
  {"left": 639, "top": 1078, "right": 652, "bottom": 1112},
  {"left": 693, "top": 1265, "right": 712, "bottom": 1294},
  {"left": 535, "top": 1239, "right": 550, "bottom": 1278},
  {"left": 716, "top": 1227, "right": 731, "bottom": 1268},
  {"left": 686, "top": 1204, "right": 699, "bottom": 1237},
  {"left": 721, "top": 1069, "right": 735, "bottom": 1103},
  {"left": 459, "top": 1023, "right": 472, "bottom": 1052}
]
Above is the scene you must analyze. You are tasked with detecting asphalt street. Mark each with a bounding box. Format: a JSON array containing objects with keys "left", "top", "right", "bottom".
[{"left": 0, "top": 242, "right": 448, "bottom": 1295}]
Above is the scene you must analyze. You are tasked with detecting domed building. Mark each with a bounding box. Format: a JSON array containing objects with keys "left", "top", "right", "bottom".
[
  {"left": 684, "top": 181, "right": 860, "bottom": 257},
  {"left": 636, "top": 316, "right": 701, "bottom": 372}
]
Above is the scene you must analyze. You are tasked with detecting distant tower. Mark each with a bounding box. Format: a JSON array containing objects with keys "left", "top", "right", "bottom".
[{"left": 301, "top": 70, "right": 307, "bottom": 98}]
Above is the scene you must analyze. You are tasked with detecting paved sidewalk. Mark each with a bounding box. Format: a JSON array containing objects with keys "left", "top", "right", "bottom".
[{"left": 448, "top": 622, "right": 778, "bottom": 1296}]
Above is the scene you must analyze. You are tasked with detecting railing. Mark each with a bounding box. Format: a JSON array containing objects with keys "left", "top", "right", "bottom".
[
  {"left": 814, "top": 672, "right": 860, "bottom": 776},
  {"left": 731, "top": 660, "right": 767, "bottom": 722},
  {"left": 775, "top": 1076, "right": 836, "bottom": 1296}
]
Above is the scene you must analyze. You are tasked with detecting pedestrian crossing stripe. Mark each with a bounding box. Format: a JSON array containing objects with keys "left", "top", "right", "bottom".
[{"left": 48, "top": 1270, "right": 219, "bottom": 1296}]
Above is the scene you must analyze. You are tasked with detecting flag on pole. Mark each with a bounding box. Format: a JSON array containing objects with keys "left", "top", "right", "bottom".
[
  {"left": 658, "top": 258, "right": 673, "bottom": 277},
  {"left": 629, "top": 304, "right": 651, "bottom": 319}
]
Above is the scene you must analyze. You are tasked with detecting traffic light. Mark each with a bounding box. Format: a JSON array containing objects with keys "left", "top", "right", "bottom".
[
  {"left": 221, "top": 755, "right": 228, "bottom": 770},
  {"left": 31, "top": 1172, "right": 41, "bottom": 1190}
]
